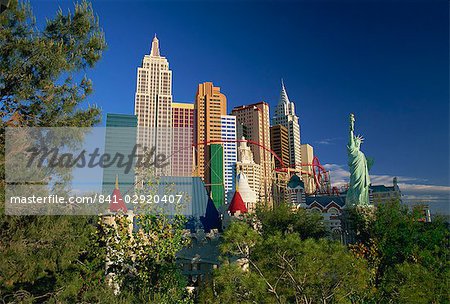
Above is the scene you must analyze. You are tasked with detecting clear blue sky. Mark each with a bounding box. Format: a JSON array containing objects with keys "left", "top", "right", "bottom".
[{"left": 34, "top": 1, "right": 449, "bottom": 205}]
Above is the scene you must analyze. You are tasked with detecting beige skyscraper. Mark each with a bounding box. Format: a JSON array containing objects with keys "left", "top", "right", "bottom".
[
  {"left": 232, "top": 102, "right": 273, "bottom": 204},
  {"left": 194, "top": 82, "right": 227, "bottom": 182},
  {"left": 134, "top": 35, "right": 173, "bottom": 175},
  {"left": 300, "top": 143, "right": 316, "bottom": 194}
]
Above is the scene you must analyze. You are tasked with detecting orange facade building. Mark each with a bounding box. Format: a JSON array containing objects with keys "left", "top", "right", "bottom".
[{"left": 194, "top": 82, "right": 227, "bottom": 182}]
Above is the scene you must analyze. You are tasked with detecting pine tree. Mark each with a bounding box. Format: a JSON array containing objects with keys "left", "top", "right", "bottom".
[{"left": 0, "top": 1, "right": 112, "bottom": 302}]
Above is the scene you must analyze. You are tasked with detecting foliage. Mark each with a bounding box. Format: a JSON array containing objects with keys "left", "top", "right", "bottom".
[
  {"left": 0, "top": 0, "right": 105, "bottom": 127},
  {"left": 98, "top": 212, "right": 192, "bottom": 304},
  {"left": 256, "top": 202, "right": 327, "bottom": 240},
  {"left": 0, "top": 215, "right": 120, "bottom": 303},
  {"left": 0, "top": 0, "right": 110, "bottom": 302},
  {"left": 198, "top": 263, "right": 268, "bottom": 304},
  {"left": 382, "top": 262, "right": 449, "bottom": 304},
  {"left": 342, "top": 205, "right": 376, "bottom": 244},
  {"left": 200, "top": 221, "right": 372, "bottom": 304},
  {"left": 201, "top": 201, "right": 449, "bottom": 303},
  {"left": 348, "top": 201, "right": 450, "bottom": 303},
  {"left": 220, "top": 221, "right": 262, "bottom": 258}
]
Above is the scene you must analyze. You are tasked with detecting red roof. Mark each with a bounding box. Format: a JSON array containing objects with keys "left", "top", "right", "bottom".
[
  {"left": 109, "top": 185, "right": 127, "bottom": 213},
  {"left": 228, "top": 191, "right": 248, "bottom": 215}
]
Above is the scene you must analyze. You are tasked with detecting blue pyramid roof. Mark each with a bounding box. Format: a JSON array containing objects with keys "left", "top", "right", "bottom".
[
  {"left": 287, "top": 174, "right": 305, "bottom": 189},
  {"left": 200, "top": 196, "right": 221, "bottom": 233}
]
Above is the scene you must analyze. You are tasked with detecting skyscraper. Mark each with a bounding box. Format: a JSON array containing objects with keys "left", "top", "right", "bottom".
[
  {"left": 194, "top": 82, "right": 227, "bottom": 181},
  {"left": 232, "top": 102, "right": 272, "bottom": 204},
  {"left": 102, "top": 113, "right": 138, "bottom": 196},
  {"left": 172, "top": 102, "right": 194, "bottom": 176},
  {"left": 134, "top": 35, "right": 173, "bottom": 175},
  {"left": 272, "top": 80, "right": 301, "bottom": 170},
  {"left": 300, "top": 144, "right": 316, "bottom": 194},
  {"left": 221, "top": 115, "right": 237, "bottom": 204},
  {"left": 270, "top": 124, "right": 290, "bottom": 169}
]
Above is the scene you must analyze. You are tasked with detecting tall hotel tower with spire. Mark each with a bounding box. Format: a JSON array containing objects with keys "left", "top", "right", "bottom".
[
  {"left": 271, "top": 81, "right": 301, "bottom": 170},
  {"left": 134, "top": 35, "right": 173, "bottom": 175}
]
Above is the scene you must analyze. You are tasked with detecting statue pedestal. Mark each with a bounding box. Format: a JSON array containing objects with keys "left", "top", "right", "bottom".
[{"left": 340, "top": 205, "right": 375, "bottom": 245}]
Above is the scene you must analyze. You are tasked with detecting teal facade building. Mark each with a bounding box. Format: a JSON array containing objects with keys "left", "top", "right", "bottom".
[{"left": 102, "top": 113, "right": 138, "bottom": 196}]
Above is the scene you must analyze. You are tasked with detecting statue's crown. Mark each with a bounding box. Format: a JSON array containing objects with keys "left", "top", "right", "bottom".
[{"left": 356, "top": 134, "right": 364, "bottom": 142}]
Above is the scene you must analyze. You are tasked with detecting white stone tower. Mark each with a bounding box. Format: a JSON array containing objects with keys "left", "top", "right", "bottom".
[
  {"left": 134, "top": 35, "right": 173, "bottom": 175},
  {"left": 271, "top": 80, "right": 302, "bottom": 170}
]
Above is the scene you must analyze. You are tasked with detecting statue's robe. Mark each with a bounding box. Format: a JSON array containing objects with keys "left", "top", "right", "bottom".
[{"left": 346, "top": 136, "right": 372, "bottom": 206}]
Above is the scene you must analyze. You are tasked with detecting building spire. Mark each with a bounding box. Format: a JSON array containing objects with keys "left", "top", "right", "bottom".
[
  {"left": 115, "top": 174, "right": 119, "bottom": 190},
  {"left": 150, "top": 34, "right": 160, "bottom": 57},
  {"left": 279, "top": 78, "right": 290, "bottom": 105}
]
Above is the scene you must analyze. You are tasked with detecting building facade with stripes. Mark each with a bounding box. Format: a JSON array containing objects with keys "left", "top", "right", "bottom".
[
  {"left": 134, "top": 35, "right": 173, "bottom": 176},
  {"left": 172, "top": 102, "right": 194, "bottom": 176},
  {"left": 221, "top": 115, "right": 237, "bottom": 204}
]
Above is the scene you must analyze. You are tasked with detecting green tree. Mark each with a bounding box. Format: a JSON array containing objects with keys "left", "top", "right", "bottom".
[
  {"left": 0, "top": 0, "right": 109, "bottom": 302},
  {"left": 383, "top": 262, "right": 449, "bottom": 304},
  {"left": 256, "top": 202, "right": 327, "bottom": 240},
  {"left": 198, "top": 263, "right": 268, "bottom": 304},
  {"left": 98, "top": 212, "right": 192, "bottom": 304},
  {"left": 0, "top": 0, "right": 105, "bottom": 127},
  {"left": 348, "top": 201, "right": 450, "bottom": 303},
  {"left": 200, "top": 221, "right": 372, "bottom": 304}
]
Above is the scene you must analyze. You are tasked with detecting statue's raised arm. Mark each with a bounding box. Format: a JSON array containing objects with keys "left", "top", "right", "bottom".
[
  {"left": 348, "top": 113, "right": 356, "bottom": 152},
  {"left": 350, "top": 113, "right": 355, "bottom": 132}
]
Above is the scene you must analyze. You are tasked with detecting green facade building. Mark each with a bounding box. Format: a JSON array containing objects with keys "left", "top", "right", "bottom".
[{"left": 207, "top": 144, "right": 225, "bottom": 208}]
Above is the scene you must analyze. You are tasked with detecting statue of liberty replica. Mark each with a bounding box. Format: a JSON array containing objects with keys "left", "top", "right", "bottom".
[
  {"left": 340, "top": 114, "right": 374, "bottom": 244},
  {"left": 346, "top": 113, "right": 373, "bottom": 206}
]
